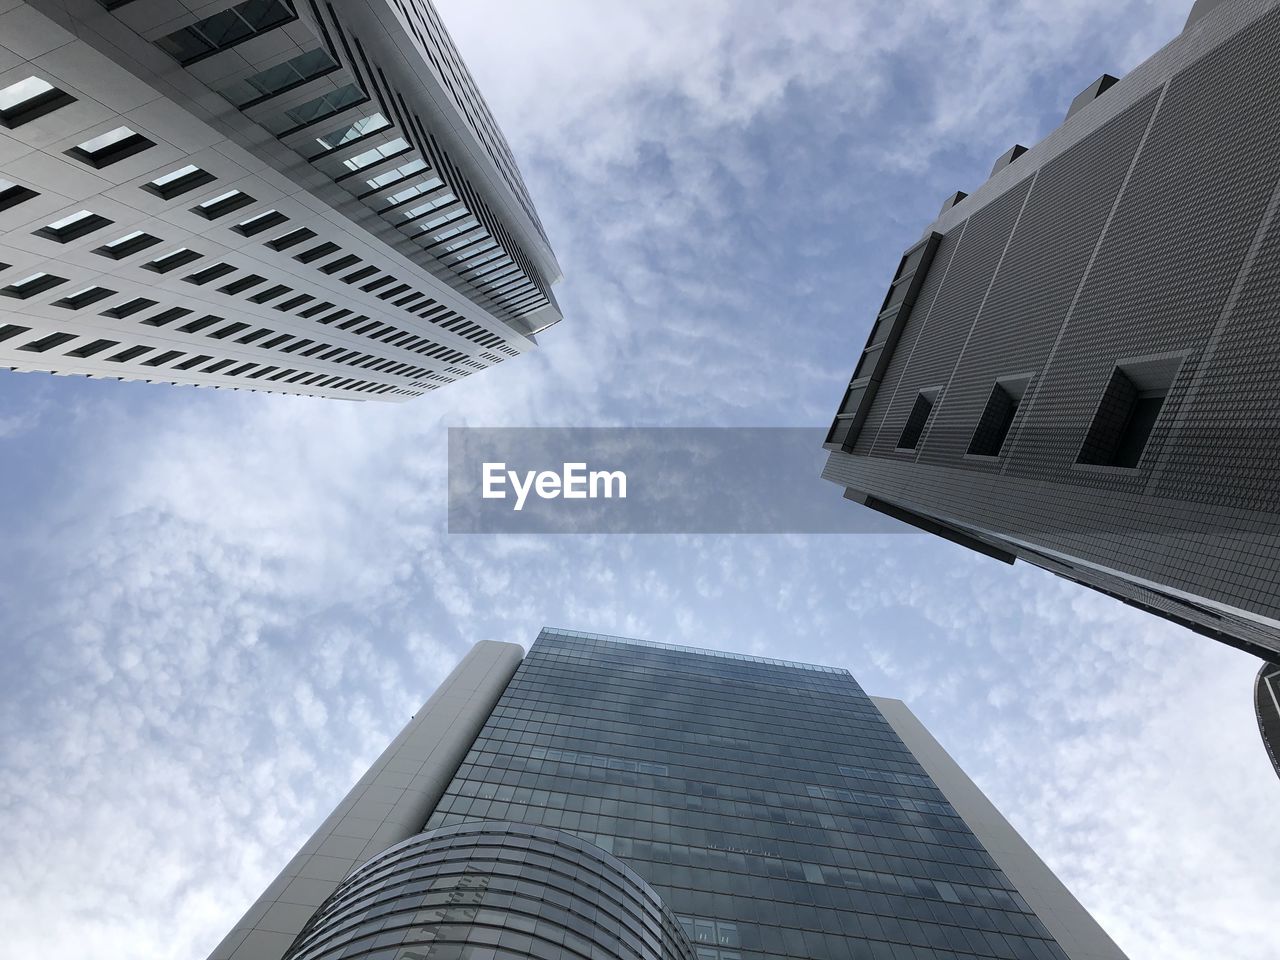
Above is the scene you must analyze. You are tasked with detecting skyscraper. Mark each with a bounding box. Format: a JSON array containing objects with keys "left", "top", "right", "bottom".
[
  {"left": 211, "top": 629, "right": 1127, "bottom": 960},
  {"left": 822, "top": 0, "right": 1280, "bottom": 661},
  {"left": 0, "top": 0, "right": 560, "bottom": 400}
]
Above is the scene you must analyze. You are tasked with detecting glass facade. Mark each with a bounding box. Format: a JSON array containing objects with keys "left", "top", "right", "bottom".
[{"left": 423, "top": 629, "right": 1071, "bottom": 960}]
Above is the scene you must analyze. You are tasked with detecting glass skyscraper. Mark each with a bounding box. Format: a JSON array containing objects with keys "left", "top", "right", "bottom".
[{"left": 211, "top": 630, "right": 1126, "bottom": 960}]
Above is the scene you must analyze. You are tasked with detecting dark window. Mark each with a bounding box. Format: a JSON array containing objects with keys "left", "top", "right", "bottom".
[
  {"left": 143, "top": 165, "right": 216, "bottom": 200},
  {"left": 177, "top": 315, "right": 222, "bottom": 334},
  {"left": 175, "top": 354, "right": 213, "bottom": 370},
  {"left": 36, "top": 210, "right": 113, "bottom": 243},
  {"left": 1077, "top": 367, "right": 1170, "bottom": 468},
  {"left": 250, "top": 284, "right": 291, "bottom": 304},
  {"left": 54, "top": 286, "right": 116, "bottom": 310},
  {"left": 319, "top": 254, "right": 359, "bottom": 274},
  {"left": 18, "top": 331, "right": 77, "bottom": 353},
  {"left": 68, "top": 338, "right": 118, "bottom": 358},
  {"left": 342, "top": 265, "right": 378, "bottom": 284},
  {"left": 209, "top": 322, "right": 250, "bottom": 339},
  {"left": 275, "top": 294, "right": 314, "bottom": 312},
  {"left": 0, "top": 178, "right": 39, "bottom": 212},
  {"left": 0, "top": 77, "right": 75, "bottom": 128},
  {"left": 967, "top": 384, "right": 1020, "bottom": 457},
  {"left": 266, "top": 228, "right": 317, "bottom": 252},
  {"left": 2, "top": 272, "right": 67, "bottom": 299},
  {"left": 144, "top": 248, "right": 202, "bottom": 273},
  {"left": 193, "top": 189, "right": 255, "bottom": 220},
  {"left": 218, "top": 273, "right": 265, "bottom": 294},
  {"left": 233, "top": 209, "right": 287, "bottom": 236},
  {"left": 235, "top": 328, "right": 272, "bottom": 344},
  {"left": 155, "top": 0, "right": 296, "bottom": 66},
  {"left": 185, "top": 263, "right": 236, "bottom": 285},
  {"left": 95, "top": 231, "right": 163, "bottom": 259},
  {"left": 67, "top": 126, "right": 155, "bottom": 168},
  {"left": 144, "top": 350, "right": 185, "bottom": 367},
  {"left": 107, "top": 344, "right": 153, "bottom": 363},
  {"left": 102, "top": 297, "right": 158, "bottom": 319},
  {"left": 217, "top": 47, "right": 336, "bottom": 107},
  {"left": 143, "top": 307, "right": 194, "bottom": 327},
  {"left": 202, "top": 358, "right": 236, "bottom": 373},
  {"left": 897, "top": 393, "right": 935, "bottom": 450}
]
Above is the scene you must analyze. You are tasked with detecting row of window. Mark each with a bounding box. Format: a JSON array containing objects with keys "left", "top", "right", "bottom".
[{"left": 896, "top": 361, "right": 1174, "bottom": 469}]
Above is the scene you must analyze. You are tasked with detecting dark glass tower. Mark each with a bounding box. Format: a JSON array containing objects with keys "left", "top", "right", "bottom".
[
  {"left": 822, "top": 0, "right": 1280, "bottom": 662},
  {"left": 212, "top": 630, "right": 1126, "bottom": 960}
]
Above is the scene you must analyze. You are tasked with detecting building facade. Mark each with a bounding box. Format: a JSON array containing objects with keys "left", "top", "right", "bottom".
[
  {"left": 211, "top": 629, "right": 1128, "bottom": 960},
  {"left": 0, "top": 0, "right": 560, "bottom": 400},
  {"left": 822, "top": 0, "right": 1280, "bottom": 661}
]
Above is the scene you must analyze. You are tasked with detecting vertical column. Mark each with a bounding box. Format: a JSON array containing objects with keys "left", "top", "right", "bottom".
[
  {"left": 209, "top": 640, "right": 524, "bottom": 960},
  {"left": 872, "top": 696, "right": 1129, "bottom": 960}
]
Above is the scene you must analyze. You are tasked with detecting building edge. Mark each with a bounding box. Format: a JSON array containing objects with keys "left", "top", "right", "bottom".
[
  {"left": 207, "top": 639, "right": 524, "bottom": 960},
  {"left": 871, "top": 697, "right": 1129, "bottom": 960}
]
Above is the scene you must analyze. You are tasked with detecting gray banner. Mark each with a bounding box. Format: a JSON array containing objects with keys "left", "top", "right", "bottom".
[{"left": 447, "top": 427, "right": 902, "bottom": 534}]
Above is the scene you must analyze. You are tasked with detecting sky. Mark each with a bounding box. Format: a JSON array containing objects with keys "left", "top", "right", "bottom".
[{"left": 0, "top": 0, "right": 1276, "bottom": 958}]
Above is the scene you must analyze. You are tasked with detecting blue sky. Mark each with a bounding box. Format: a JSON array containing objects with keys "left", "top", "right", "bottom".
[{"left": 0, "top": 0, "right": 1276, "bottom": 957}]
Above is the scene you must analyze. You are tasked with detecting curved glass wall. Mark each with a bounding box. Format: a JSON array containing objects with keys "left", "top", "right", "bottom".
[
  {"left": 1255, "top": 662, "right": 1280, "bottom": 779},
  {"left": 284, "top": 821, "right": 698, "bottom": 960}
]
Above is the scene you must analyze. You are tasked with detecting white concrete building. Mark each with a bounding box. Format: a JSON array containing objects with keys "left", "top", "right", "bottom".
[{"left": 0, "top": 0, "right": 562, "bottom": 400}]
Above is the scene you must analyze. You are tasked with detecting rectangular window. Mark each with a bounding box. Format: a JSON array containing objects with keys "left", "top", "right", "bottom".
[
  {"left": 107, "top": 344, "right": 154, "bottom": 363},
  {"left": 967, "top": 383, "right": 1020, "bottom": 457},
  {"left": 193, "top": 189, "right": 255, "bottom": 220},
  {"left": 143, "top": 307, "right": 193, "bottom": 327},
  {"left": 95, "top": 230, "right": 163, "bottom": 259},
  {"left": 177, "top": 315, "right": 222, "bottom": 334},
  {"left": 18, "top": 331, "right": 77, "bottom": 353},
  {"left": 233, "top": 210, "right": 287, "bottom": 236},
  {"left": 36, "top": 210, "right": 113, "bottom": 243},
  {"left": 2, "top": 272, "right": 67, "bottom": 299},
  {"left": 175, "top": 354, "right": 213, "bottom": 370},
  {"left": 218, "top": 273, "right": 265, "bottom": 294},
  {"left": 102, "top": 297, "right": 158, "bottom": 319},
  {"left": 68, "top": 338, "right": 118, "bottom": 358},
  {"left": 273, "top": 84, "right": 365, "bottom": 133},
  {"left": 318, "top": 253, "right": 359, "bottom": 273},
  {"left": 274, "top": 294, "right": 313, "bottom": 312},
  {"left": 185, "top": 263, "right": 236, "bottom": 285},
  {"left": 143, "top": 165, "right": 216, "bottom": 200},
  {"left": 217, "top": 47, "right": 336, "bottom": 107},
  {"left": 155, "top": 0, "right": 296, "bottom": 66},
  {"left": 897, "top": 391, "right": 936, "bottom": 450},
  {"left": 1077, "top": 371, "right": 1165, "bottom": 468},
  {"left": 67, "top": 126, "right": 154, "bottom": 168},
  {"left": 266, "top": 228, "right": 317, "bottom": 252},
  {"left": 0, "top": 177, "right": 38, "bottom": 213},
  {"left": 54, "top": 286, "right": 116, "bottom": 310},
  {"left": 314, "top": 114, "right": 389, "bottom": 153},
  {"left": 250, "top": 284, "right": 291, "bottom": 304},
  {"left": 341, "top": 138, "right": 410, "bottom": 173},
  {"left": 209, "top": 322, "right": 250, "bottom": 340},
  {"left": 144, "top": 350, "right": 185, "bottom": 367},
  {"left": 0, "top": 77, "right": 75, "bottom": 128},
  {"left": 145, "top": 248, "right": 202, "bottom": 273}
]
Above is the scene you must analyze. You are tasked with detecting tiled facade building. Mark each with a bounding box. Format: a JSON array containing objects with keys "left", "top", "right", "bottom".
[
  {"left": 212, "top": 629, "right": 1128, "bottom": 960},
  {"left": 823, "top": 0, "right": 1280, "bottom": 661},
  {"left": 0, "top": 0, "right": 560, "bottom": 400}
]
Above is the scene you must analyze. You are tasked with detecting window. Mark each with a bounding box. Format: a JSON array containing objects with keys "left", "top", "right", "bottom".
[
  {"left": 108, "top": 344, "right": 153, "bottom": 363},
  {"left": 142, "top": 308, "right": 193, "bottom": 328},
  {"left": 155, "top": 0, "right": 296, "bottom": 65},
  {"left": 219, "top": 273, "right": 265, "bottom": 294},
  {"left": 144, "top": 248, "right": 202, "bottom": 273},
  {"left": 193, "top": 189, "right": 255, "bottom": 220},
  {"left": 67, "top": 126, "right": 154, "bottom": 168},
  {"left": 1, "top": 272, "right": 67, "bottom": 299},
  {"left": 95, "top": 230, "right": 162, "bottom": 259},
  {"left": 54, "top": 286, "right": 116, "bottom": 310},
  {"left": 318, "top": 253, "right": 359, "bottom": 273},
  {"left": 177, "top": 315, "right": 222, "bottom": 334},
  {"left": 0, "top": 177, "right": 39, "bottom": 212},
  {"left": 144, "top": 350, "right": 185, "bottom": 367},
  {"left": 1077, "top": 359, "right": 1181, "bottom": 468},
  {"left": 967, "top": 377, "right": 1029, "bottom": 457},
  {"left": 365, "top": 158, "right": 430, "bottom": 192},
  {"left": 18, "top": 331, "right": 76, "bottom": 353},
  {"left": 897, "top": 390, "right": 937, "bottom": 450},
  {"left": 102, "top": 297, "right": 157, "bottom": 319},
  {"left": 273, "top": 84, "right": 365, "bottom": 132},
  {"left": 36, "top": 210, "right": 113, "bottom": 243},
  {"left": 266, "top": 228, "right": 317, "bottom": 252},
  {"left": 0, "top": 77, "right": 75, "bottom": 128},
  {"left": 216, "top": 47, "right": 336, "bottom": 107},
  {"left": 185, "top": 263, "right": 236, "bottom": 285},
  {"left": 341, "top": 138, "right": 409, "bottom": 174},
  {"left": 314, "top": 114, "right": 389, "bottom": 153},
  {"left": 143, "top": 165, "right": 216, "bottom": 200},
  {"left": 175, "top": 354, "right": 213, "bottom": 370},
  {"left": 67, "top": 338, "right": 118, "bottom": 358},
  {"left": 233, "top": 210, "right": 287, "bottom": 236}
]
